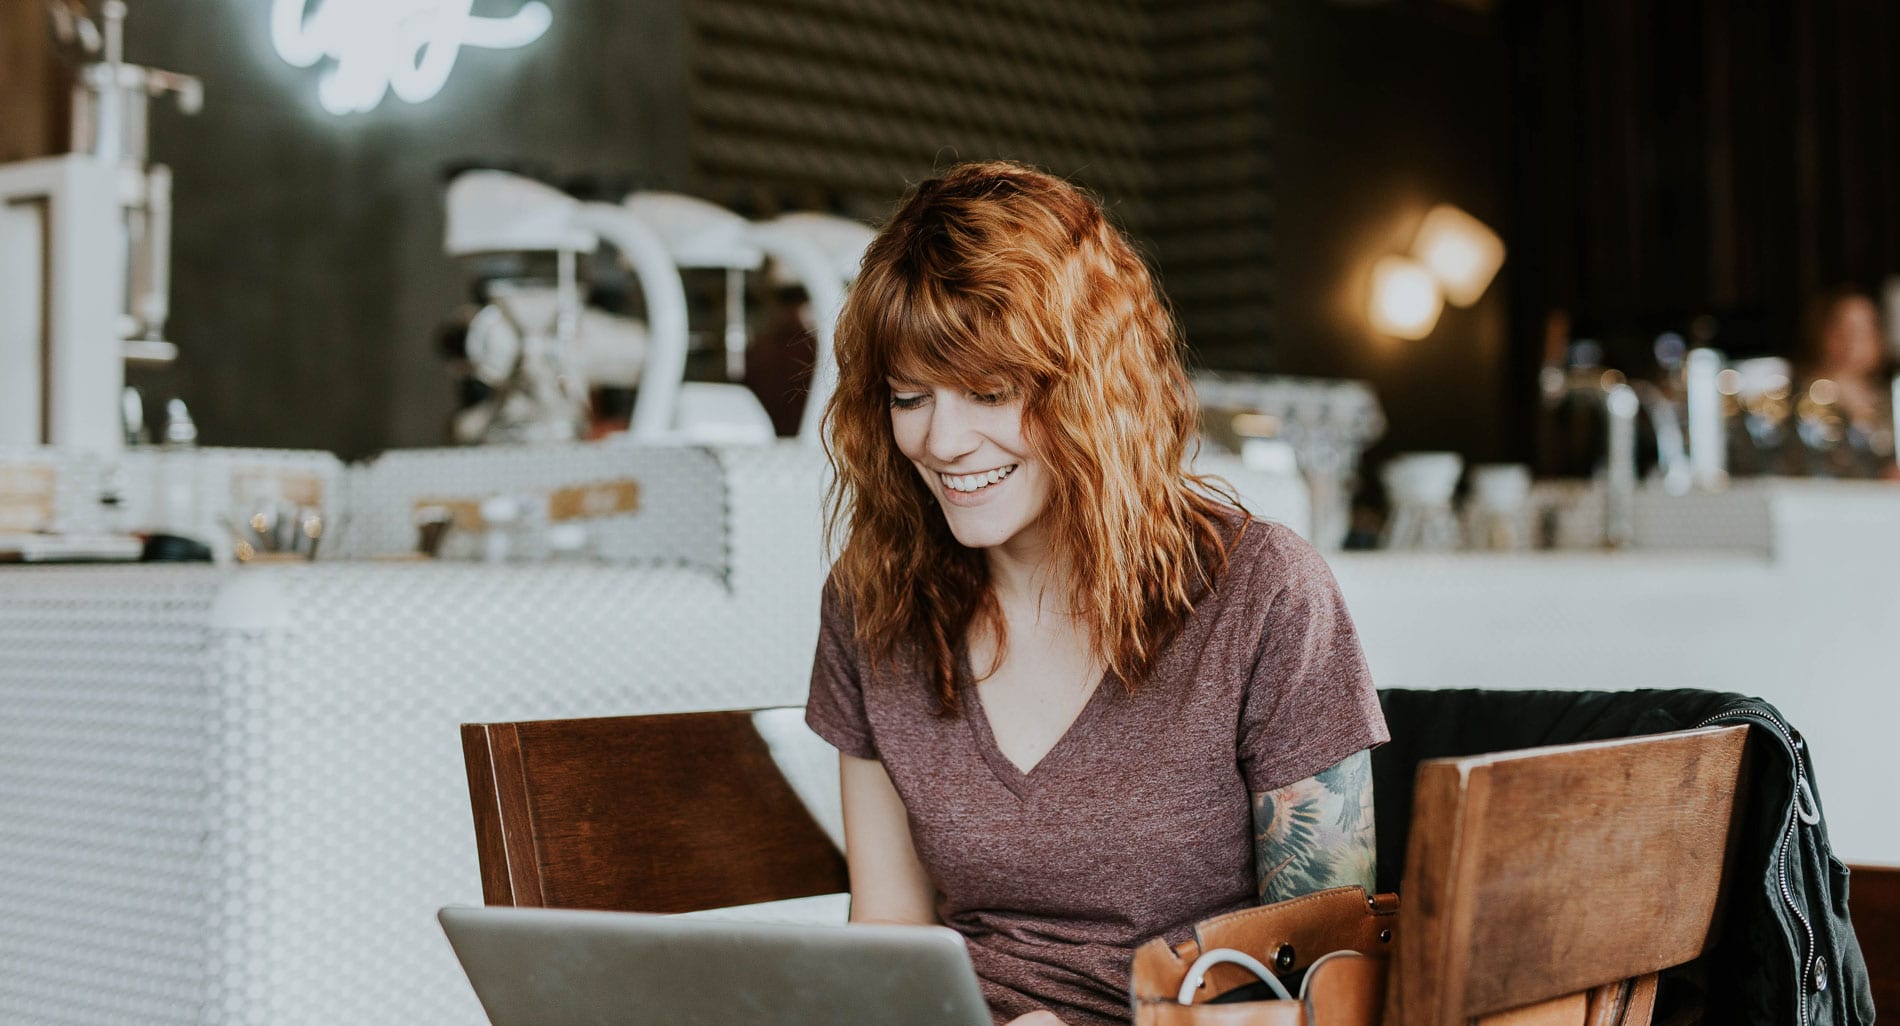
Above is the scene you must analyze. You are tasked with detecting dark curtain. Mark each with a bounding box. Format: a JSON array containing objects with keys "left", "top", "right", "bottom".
[{"left": 1507, "top": 0, "right": 1900, "bottom": 370}]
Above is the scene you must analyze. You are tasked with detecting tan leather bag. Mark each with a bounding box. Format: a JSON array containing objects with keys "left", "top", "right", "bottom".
[{"left": 1129, "top": 886, "right": 1400, "bottom": 1026}]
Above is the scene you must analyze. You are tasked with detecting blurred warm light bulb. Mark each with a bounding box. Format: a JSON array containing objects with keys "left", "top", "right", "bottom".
[
  {"left": 1368, "top": 256, "right": 1443, "bottom": 340},
  {"left": 1413, "top": 204, "right": 1505, "bottom": 307}
]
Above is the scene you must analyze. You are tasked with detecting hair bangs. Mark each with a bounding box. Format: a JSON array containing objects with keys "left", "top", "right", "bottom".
[{"left": 872, "top": 276, "right": 1041, "bottom": 395}]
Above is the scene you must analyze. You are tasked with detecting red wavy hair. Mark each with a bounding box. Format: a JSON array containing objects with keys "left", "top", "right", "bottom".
[{"left": 823, "top": 161, "right": 1239, "bottom": 711}]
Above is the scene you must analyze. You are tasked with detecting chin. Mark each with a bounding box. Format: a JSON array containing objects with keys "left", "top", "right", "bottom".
[
  {"left": 943, "top": 523, "right": 1009, "bottom": 550},
  {"left": 940, "top": 511, "right": 1027, "bottom": 551}
]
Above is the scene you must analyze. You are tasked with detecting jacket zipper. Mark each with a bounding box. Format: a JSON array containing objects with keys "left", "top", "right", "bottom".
[{"left": 1696, "top": 706, "right": 1815, "bottom": 1026}]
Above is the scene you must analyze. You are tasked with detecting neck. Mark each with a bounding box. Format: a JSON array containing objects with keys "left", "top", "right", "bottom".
[{"left": 983, "top": 526, "right": 1063, "bottom": 613}]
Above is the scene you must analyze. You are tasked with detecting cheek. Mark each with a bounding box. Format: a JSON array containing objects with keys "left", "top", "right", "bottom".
[
  {"left": 1025, "top": 468, "right": 1054, "bottom": 513},
  {"left": 889, "top": 411, "right": 926, "bottom": 462},
  {"left": 992, "top": 404, "right": 1033, "bottom": 454}
]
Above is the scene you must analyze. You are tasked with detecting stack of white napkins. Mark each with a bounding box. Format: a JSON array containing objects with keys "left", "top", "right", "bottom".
[{"left": 0, "top": 533, "right": 143, "bottom": 562}]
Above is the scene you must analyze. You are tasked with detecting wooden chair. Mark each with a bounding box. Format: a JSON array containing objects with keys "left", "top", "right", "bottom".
[
  {"left": 1847, "top": 862, "right": 1900, "bottom": 1019},
  {"left": 1394, "top": 724, "right": 1753, "bottom": 1026},
  {"left": 460, "top": 709, "right": 848, "bottom": 913},
  {"left": 459, "top": 710, "right": 1759, "bottom": 1023}
]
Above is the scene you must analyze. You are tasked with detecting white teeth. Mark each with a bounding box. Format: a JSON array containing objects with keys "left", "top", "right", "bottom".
[{"left": 941, "top": 464, "right": 1017, "bottom": 493}]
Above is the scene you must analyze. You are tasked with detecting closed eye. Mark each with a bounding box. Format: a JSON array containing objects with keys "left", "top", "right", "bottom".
[{"left": 889, "top": 393, "right": 928, "bottom": 410}]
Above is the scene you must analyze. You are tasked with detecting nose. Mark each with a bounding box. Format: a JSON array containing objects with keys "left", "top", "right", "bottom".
[{"left": 922, "top": 392, "right": 981, "bottom": 465}]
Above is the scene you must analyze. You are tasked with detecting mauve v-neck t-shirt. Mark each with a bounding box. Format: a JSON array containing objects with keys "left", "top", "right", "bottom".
[{"left": 804, "top": 518, "right": 1387, "bottom": 1026}]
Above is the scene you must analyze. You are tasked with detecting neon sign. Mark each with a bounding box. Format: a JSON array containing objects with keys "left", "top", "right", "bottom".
[{"left": 270, "top": 0, "right": 553, "bottom": 115}]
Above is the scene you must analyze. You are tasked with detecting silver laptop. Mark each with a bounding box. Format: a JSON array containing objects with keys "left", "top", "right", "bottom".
[{"left": 438, "top": 905, "right": 992, "bottom": 1026}]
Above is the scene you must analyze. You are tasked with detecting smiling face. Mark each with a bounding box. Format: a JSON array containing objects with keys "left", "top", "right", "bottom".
[{"left": 888, "top": 379, "right": 1053, "bottom": 559}]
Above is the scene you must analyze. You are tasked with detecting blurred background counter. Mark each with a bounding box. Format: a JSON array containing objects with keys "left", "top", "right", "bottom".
[
  {"left": 0, "top": 444, "right": 826, "bottom": 1026},
  {"left": 1332, "top": 482, "right": 1900, "bottom": 866}
]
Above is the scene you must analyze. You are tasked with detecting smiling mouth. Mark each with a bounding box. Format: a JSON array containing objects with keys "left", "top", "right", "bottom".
[{"left": 940, "top": 464, "right": 1019, "bottom": 493}]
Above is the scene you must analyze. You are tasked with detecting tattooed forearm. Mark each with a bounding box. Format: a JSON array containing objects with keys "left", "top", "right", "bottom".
[{"left": 1251, "top": 749, "right": 1376, "bottom": 904}]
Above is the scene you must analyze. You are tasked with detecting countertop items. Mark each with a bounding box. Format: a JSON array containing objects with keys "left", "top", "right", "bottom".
[
  {"left": 0, "top": 531, "right": 143, "bottom": 562},
  {"left": 1381, "top": 451, "right": 1463, "bottom": 550},
  {"left": 1193, "top": 373, "right": 1386, "bottom": 550},
  {"left": 1463, "top": 463, "right": 1532, "bottom": 550},
  {"left": 1526, "top": 475, "right": 1898, "bottom": 555}
]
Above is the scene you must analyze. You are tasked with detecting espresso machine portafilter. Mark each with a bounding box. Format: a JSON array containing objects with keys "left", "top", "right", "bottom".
[
  {"left": 0, "top": 2, "right": 200, "bottom": 449},
  {"left": 65, "top": 0, "right": 203, "bottom": 362}
]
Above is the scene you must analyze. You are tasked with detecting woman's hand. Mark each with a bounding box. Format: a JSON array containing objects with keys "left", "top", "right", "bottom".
[{"left": 1005, "top": 1012, "right": 1068, "bottom": 1026}]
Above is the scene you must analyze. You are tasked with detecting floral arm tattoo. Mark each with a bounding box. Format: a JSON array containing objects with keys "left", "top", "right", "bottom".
[{"left": 1251, "top": 749, "right": 1377, "bottom": 904}]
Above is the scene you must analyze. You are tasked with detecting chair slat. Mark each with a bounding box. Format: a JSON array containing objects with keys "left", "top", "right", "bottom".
[
  {"left": 1849, "top": 863, "right": 1900, "bottom": 1018},
  {"left": 461, "top": 710, "right": 849, "bottom": 915}
]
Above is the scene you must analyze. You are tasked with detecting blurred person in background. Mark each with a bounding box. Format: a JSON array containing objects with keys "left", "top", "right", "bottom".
[
  {"left": 743, "top": 282, "right": 818, "bottom": 437},
  {"left": 1795, "top": 287, "right": 1898, "bottom": 480}
]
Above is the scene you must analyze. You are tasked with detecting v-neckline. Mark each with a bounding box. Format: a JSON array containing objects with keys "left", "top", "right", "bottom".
[{"left": 960, "top": 650, "right": 1114, "bottom": 799}]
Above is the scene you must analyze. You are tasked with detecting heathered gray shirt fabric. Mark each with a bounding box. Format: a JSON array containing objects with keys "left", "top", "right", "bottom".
[{"left": 805, "top": 517, "right": 1387, "bottom": 1026}]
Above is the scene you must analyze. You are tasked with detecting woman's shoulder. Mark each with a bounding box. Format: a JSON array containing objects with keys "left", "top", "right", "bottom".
[
  {"left": 817, "top": 566, "right": 861, "bottom": 641},
  {"left": 1212, "top": 513, "right": 1341, "bottom": 602},
  {"left": 1222, "top": 512, "right": 1329, "bottom": 571}
]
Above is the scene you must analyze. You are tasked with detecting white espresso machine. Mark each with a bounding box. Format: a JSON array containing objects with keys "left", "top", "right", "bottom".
[
  {"left": 442, "top": 168, "right": 877, "bottom": 446},
  {"left": 0, "top": 1, "right": 200, "bottom": 451}
]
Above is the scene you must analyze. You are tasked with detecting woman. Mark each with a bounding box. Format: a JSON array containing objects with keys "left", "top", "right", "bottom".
[
  {"left": 1795, "top": 288, "right": 1897, "bottom": 479},
  {"left": 805, "top": 162, "right": 1388, "bottom": 1026}
]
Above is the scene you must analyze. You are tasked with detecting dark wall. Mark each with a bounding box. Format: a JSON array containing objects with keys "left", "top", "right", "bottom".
[
  {"left": 1508, "top": 0, "right": 1900, "bottom": 366},
  {"left": 1269, "top": 0, "right": 1516, "bottom": 464},
  {"left": 126, "top": 0, "right": 1283, "bottom": 457},
  {"left": 126, "top": 0, "right": 691, "bottom": 458},
  {"left": 2, "top": 0, "right": 66, "bottom": 162},
  {"left": 1147, "top": 1, "right": 1275, "bottom": 366},
  {"left": 684, "top": 0, "right": 1277, "bottom": 371},
  {"left": 109, "top": 1, "right": 1892, "bottom": 468}
]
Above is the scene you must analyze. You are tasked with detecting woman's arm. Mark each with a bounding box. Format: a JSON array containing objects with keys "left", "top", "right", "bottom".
[
  {"left": 1251, "top": 749, "right": 1377, "bottom": 904},
  {"left": 839, "top": 753, "right": 939, "bottom": 925}
]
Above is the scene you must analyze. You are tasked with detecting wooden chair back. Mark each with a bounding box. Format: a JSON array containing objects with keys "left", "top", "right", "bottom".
[
  {"left": 1395, "top": 724, "right": 1752, "bottom": 1026},
  {"left": 1848, "top": 862, "right": 1900, "bottom": 1019},
  {"left": 460, "top": 709, "right": 848, "bottom": 914}
]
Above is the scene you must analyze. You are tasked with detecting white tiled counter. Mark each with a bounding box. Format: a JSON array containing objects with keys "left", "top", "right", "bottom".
[{"left": 0, "top": 446, "right": 832, "bottom": 1026}]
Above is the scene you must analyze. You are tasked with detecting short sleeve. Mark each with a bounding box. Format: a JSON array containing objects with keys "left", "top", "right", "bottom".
[
  {"left": 804, "top": 574, "right": 879, "bottom": 760},
  {"left": 1236, "top": 528, "right": 1389, "bottom": 793}
]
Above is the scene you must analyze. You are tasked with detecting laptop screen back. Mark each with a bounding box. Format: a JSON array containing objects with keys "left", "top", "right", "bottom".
[{"left": 438, "top": 905, "right": 992, "bottom": 1026}]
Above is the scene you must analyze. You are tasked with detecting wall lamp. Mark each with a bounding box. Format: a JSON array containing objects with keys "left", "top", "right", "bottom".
[{"left": 1368, "top": 203, "right": 1505, "bottom": 339}]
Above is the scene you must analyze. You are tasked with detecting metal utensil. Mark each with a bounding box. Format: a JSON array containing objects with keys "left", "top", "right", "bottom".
[
  {"left": 274, "top": 501, "right": 298, "bottom": 554},
  {"left": 222, "top": 516, "right": 262, "bottom": 563},
  {"left": 248, "top": 507, "right": 278, "bottom": 548},
  {"left": 298, "top": 509, "right": 323, "bottom": 561},
  {"left": 414, "top": 506, "right": 454, "bottom": 558},
  {"left": 121, "top": 386, "right": 147, "bottom": 445}
]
